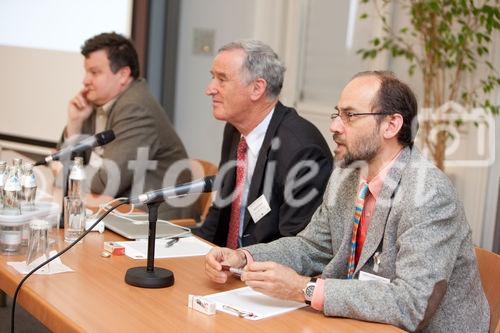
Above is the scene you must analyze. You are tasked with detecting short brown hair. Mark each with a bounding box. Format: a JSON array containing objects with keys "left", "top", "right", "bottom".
[
  {"left": 353, "top": 71, "right": 418, "bottom": 147},
  {"left": 81, "top": 32, "right": 139, "bottom": 79}
]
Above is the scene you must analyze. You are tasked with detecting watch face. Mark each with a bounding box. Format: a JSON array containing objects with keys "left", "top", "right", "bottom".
[{"left": 305, "top": 284, "right": 315, "bottom": 298}]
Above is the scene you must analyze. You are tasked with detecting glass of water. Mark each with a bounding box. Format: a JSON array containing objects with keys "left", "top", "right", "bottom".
[
  {"left": 63, "top": 196, "right": 85, "bottom": 243},
  {"left": 26, "top": 219, "right": 50, "bottom": 265}
]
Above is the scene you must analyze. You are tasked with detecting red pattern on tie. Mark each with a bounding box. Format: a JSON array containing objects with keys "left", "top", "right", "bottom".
[
  {"left": 346, "top": 182, "right": 369, "bottom": 279},
  {"left": 355, "top": 193, "right": 370, "bottom": 266},
  {"left": 226, "top": 137, "right": 248, "bottom": 249}
]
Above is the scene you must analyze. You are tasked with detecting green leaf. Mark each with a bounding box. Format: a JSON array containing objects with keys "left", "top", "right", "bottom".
[
  {"left": 458, "top": 34, "right": 465, "bottom": 45},
  {"left": 408, "top": 64, "right": 416, "bottom": 76},
  {"left": 428, "top": 1, "right": 440, "bottom": 13},
  {"left": 356, "top": 0, "right": 500, "bottom": 126}
]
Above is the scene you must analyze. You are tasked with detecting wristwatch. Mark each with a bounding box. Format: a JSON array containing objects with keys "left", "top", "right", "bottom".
[{"left": 302, "top": 277, "right": 317, "bottom": 305}]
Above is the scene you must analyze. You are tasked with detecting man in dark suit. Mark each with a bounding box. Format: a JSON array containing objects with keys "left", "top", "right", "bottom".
[{"left": 194, "top": 40, "right": 333, "bottom": 248}]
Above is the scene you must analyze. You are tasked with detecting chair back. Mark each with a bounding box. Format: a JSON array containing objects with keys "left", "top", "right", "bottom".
[
  {"left": 190, "top": 159, "right": 218, "bottom": 222},
  {"left": 475, "top": 247, "right": 500, "bottom": 333}
]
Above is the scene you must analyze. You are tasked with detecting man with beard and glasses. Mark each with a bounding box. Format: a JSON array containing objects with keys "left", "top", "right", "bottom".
[{"left": 203, "top": 71, "right": 489, "bottom": 332}]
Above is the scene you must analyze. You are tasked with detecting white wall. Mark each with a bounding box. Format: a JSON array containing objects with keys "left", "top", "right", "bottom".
[
  {"left": 174, "top": 0, "right": 256, "bottom": 164},
  {"left": 0, "top": 0, "right": 131, "bottom": 53},
  {"left": 0, "top": 46, "right": 82, "bottom": 143},
  {"left": 0, "top": 0, "right": 132, "bottom": 145}
]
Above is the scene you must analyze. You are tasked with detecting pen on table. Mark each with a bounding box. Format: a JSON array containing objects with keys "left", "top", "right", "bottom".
[
  {"left": 222, "top": 304, "right": 256, "bottom": 318},
  {"left": 164, "top": 237, "right": 179, "bottom": 248}
]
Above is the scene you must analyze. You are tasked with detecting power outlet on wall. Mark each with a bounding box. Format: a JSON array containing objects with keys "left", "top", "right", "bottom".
[{"left": 192, "top": 28, "right": 215, "bottom": 56}]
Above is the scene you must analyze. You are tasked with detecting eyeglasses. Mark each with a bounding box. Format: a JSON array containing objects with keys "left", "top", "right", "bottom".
[{"left": 331, "top": 106, "right": 393, "bottom": 124}]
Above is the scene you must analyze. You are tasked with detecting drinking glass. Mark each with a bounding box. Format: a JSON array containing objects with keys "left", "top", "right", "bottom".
[{"left": 63, "top": 196, "right": 85, "bottom": 243}]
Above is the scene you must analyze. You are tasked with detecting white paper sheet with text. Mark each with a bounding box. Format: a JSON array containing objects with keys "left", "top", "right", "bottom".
[
  {"left": 204, "top": 286, "right": 306, "bottom": 320},
  {"left": 117, "top": 236, "right": 212, "bottom": 259}
]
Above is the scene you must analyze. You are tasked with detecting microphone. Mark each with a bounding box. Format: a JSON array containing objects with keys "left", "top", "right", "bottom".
[
  {"left": 129, "top": 176, "right": 215, "bottom": 205},
  {"left": 35, "top": 130, "right": 115, "bottom": 166}
]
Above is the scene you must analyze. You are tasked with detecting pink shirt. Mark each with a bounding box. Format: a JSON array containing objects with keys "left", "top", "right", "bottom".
[
  {"left": 355, "top": 153, "right": 397, "bottom": 264},
  {"left": 312, "top": 149, "right": 402, "bottom": 311},
  {"left": 240, "top": 149, "right": 403, "bottom": 311}
]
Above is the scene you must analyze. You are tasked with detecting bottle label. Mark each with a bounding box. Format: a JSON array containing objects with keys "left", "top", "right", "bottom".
[
  {"left": 1, "top": 230, "right": 22, "bottom": 245},
  {"left": 5, "top": 176, "right": 20, "bottom": 191},
  {"left": 22, "top": 175, "right": 37, "bottom": 188}
]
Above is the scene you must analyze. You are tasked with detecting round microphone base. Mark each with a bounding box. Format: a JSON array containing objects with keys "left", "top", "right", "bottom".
[{"left": 125, "top": 266, "right": 174, "bottom": 288}]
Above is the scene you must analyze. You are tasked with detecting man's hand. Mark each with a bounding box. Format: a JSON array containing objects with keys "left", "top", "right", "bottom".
[
  {"left": 66, "top": 88, "right": 93, "bottom": 137},
  {"left": 205, "top": 247, "right": 247, "bottom": 284},
  {"left": 50, "top": 160, "right": 63, "bottom": 178},
  {"left": 241, "top": 261, "right": 310, "bottom": 302}
]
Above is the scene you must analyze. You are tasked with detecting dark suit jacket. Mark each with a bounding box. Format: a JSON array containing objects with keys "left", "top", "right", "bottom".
[{"left": 195, "top": 102, "right": 333, "bottom": 247}]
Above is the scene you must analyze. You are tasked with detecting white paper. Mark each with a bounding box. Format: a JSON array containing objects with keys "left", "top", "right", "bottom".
[
  {"left": 358, "top": 271, "right": 390, "bottom": 284},
  {"left": 204, "top": 286, "right": 306, "bottom": 320},
  {"left": 117, "top": 236, "right": 212, "bottom": 259},
  {"left": 85, "top": 219, "right": 105, "bottom": 233},
  {"left": 7, "top": 250, "right": 74, "bottom": 275}
]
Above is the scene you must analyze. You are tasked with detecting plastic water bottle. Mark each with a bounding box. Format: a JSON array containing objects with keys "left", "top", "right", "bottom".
[
  {"left": 13, "top": 158, "right": 23, "bottom": 200},
  {"left": 22, "top": 162, "right": 37, "bottom": 211},
  {"left": 68, "top": 157, "right": 85, "bottom": 199},
  {"left": 0, "top": 160, "right": 6, "bottom": 209},
  {"left": 3, "top": 166, "right": 21, "bottom": 215},
  {"left": 13, "top": 158, "right": 22, "bottom": 179}
]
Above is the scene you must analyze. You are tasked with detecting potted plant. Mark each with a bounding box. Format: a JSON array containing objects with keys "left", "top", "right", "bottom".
[{"left": 357, "top": 0, "right": 499, "bottom": 170}]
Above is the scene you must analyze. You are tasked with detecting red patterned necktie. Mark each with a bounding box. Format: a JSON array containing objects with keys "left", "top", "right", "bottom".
[{"left": 226, "top": 137, "right": 248, "bottom": 249}]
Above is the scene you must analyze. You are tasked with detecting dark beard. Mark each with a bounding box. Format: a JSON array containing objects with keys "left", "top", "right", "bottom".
[{"left": 334, "top": 127, "right": 381, "bottom": 168}]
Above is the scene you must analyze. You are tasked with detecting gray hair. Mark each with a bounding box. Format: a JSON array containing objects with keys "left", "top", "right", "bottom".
[{"left": 219, "top": 39, "right": 286, "bottom": 99}]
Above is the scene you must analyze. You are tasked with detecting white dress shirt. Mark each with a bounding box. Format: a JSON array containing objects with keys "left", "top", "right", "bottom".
[
  {"left": 89, "top": 98, "right": 116, "bottom": 167},
  {"left": 237, "top": 107, "right": 275, "bottom": 245}
]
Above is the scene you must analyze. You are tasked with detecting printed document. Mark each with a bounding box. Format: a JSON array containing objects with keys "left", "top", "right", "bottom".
[
  {"left": 204, "top": 286, "right": 306, "bottom": 320},
  {"left": 117, "top": 236, "right": 212, "bottom": 259}
]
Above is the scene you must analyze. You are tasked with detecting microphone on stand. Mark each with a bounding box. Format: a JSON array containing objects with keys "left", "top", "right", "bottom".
[
  {"left": 34, "top": 130, "right": 115, "bottom": 166},
  {"left": 128, "top": 176, "right": 215, "bottom": 205},
  {"left": 37, "top": 130, "right": 115, "bottom": 228},
  {"left": 124, "top": 176, "right": 216, "bottom": 289}
]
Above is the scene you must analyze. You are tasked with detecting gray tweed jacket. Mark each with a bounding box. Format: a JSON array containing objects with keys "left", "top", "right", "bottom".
[{"left": 246, "top": 146, "right": 489, "bottom": 332}]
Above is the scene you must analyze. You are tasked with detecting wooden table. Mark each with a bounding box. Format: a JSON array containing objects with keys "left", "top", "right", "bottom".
[
  {"left": 0, "top": 149, "right": 402, "bottom": 332},
  {"left": 0, "top": 230, "right": 404, "bottom": 333}
]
